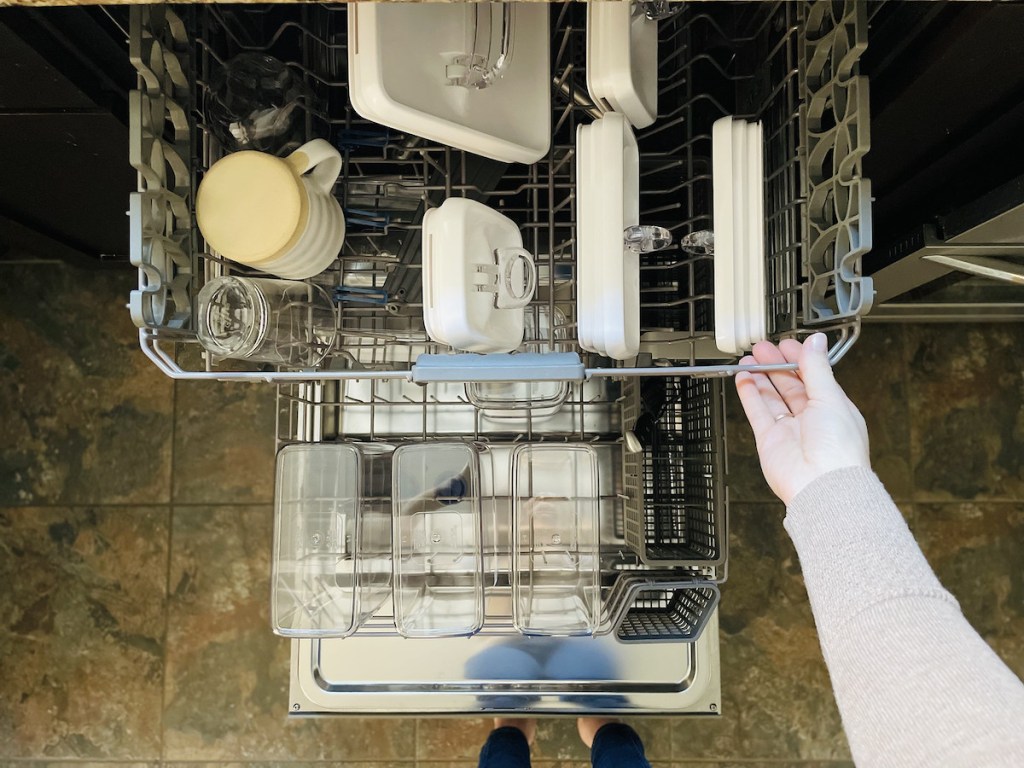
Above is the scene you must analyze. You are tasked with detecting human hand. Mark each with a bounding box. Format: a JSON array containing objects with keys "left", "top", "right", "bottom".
[{"left": 735, "top": 333, "right": 870, "bottom": 505}]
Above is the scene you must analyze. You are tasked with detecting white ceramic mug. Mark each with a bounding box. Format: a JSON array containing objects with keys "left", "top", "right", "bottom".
[{"left": 196, "top": 138, "right": 345, "bottom": 279}]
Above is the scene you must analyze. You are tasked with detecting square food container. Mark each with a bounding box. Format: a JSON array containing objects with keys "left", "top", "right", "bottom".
[
  {"left": 511, "top": 444, "right": 602, "bottom": 635},
  {"left": 392, "top": 442, "right": 485, "bottom": 637},
  {"left": 272, "top": 443, "right": 393, "bottom": 637}
]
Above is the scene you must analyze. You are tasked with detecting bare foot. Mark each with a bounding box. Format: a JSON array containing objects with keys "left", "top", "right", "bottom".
[
  {"left": 577, "top": 717, "right": 619, "bottom": 748},
  {"left": 494, "top": 717, "right": 537, "bottom": 745}
]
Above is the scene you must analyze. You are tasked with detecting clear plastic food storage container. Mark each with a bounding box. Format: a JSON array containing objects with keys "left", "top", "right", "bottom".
[
  {"left": 272, "top": 443, "right": 393, "bottom": 637},
  {"left": 465, "top": 305, "right": 571, "bottom": 419},
  {"left": 392, "top": 442, "right": 485, "bottom": 637},
  {"left": 511, "top": 443, "right": 602, "bottom": 635}
]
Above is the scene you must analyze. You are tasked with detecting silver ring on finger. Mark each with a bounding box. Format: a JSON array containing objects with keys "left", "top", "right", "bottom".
[{"left": 774, "top": 413, "right": 793, "bottom": 422}]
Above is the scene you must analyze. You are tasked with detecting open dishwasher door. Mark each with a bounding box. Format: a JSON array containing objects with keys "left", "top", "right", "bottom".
[{"left": 289, "top": 613, "right": 720, "bottom": 715}]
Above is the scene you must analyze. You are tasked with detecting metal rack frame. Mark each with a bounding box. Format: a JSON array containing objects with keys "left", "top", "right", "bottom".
[
  {"left": 127, "top": 0, "right": 872, "bottom": 384},
  {"left": 125, "top": 1, "right": 872, "bottom": 638}
]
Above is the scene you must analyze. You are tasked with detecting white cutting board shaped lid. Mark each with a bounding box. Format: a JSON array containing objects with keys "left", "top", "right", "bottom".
[
  {"left": 577, "top": 112, "right": 641, "bottom": 361},
  {"left": 586, "top": 0, "right": 659, "bottom": 129},
  {"left": 423, "top": 198, "right": 536, "bottom": 354},
  {"left": 348, "top": 2, "right": 551, "bottom": 164}
]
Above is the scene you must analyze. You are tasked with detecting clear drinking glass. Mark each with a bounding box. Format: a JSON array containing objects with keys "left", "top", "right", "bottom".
[
  {"left": 206, "top": 52, "right": 307, "bottom": 154},
  {"left": 196, "top": 276, "right": 337, "bottom": 368}
]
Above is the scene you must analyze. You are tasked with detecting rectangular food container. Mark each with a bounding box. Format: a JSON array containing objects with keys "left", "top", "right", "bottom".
[
  {"left": 392, "top": 442, "right": 486, "bottom": 637},
  {"left": 511, "top": 443, "right": 602, "bottom": 635},
  {"left": 272, "top": 443, "right": 393, "bottom": 637}
]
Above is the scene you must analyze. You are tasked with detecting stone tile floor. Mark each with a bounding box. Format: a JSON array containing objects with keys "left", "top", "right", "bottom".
[{"left": 1, "top": 262, "right": 1021, "bottom": 766}]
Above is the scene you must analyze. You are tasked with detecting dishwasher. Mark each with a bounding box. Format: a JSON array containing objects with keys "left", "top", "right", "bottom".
[{"left": 127, "top": 1, "right": 872, "bottom": 715}]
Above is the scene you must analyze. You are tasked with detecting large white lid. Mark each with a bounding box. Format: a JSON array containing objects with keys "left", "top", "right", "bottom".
[
  {"left": 713, "top": 117, "right": 766, "bottom": 355},
  {"left": 577, "top": 113, "right": 641, "bottom": 360},
  {"left": 348, "top": 2, "right": 550, "bottom": 164},
  {"left": 586, "top": 1, "right": 659, "bottom": 129}
]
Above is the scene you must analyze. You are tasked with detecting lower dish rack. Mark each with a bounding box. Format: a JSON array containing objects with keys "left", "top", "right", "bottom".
[{"left": 274, "top": 375, "right": 725, "bottom": 640}]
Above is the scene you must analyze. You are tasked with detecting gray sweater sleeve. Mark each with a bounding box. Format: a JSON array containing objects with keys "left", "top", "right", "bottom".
[{"left": 785, "top": 466, "right": 1024, "bottom": 768}]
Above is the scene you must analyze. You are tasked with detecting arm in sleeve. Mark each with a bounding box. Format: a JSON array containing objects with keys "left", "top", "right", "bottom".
[{"left": 784, "top": 466, "right": 1024, "bottom": 768}]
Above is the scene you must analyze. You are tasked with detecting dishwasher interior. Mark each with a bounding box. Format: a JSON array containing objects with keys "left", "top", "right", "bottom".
[{"left": 127, "top": 0, "right": 871, "bottom": 714}]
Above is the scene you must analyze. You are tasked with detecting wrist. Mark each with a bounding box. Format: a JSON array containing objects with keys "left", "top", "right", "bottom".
[{"left": 784, "top": 463, "right": 872, "bottom": 507}]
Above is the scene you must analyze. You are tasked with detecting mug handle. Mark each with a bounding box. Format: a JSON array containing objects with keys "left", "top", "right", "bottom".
[{"left": 286, "top": 138, "right": 342, "bottom": 194}]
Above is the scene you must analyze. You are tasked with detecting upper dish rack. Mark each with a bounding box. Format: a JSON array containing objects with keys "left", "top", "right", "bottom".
[{"left": 127, "top": 1, "right": 872, "bottom": 383}]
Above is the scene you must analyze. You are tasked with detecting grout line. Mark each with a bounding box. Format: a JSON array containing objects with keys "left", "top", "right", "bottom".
[
  {"left": 668, "top": 761, "right": 853, "bottom": 765},
  {"left": 161, "top": 503, "right": 174, "bottom": 764},
  {"left": 168, "top": 501, "right": 276, "bottom": 508},
  {"left": 163, "top": 377, "right": 179, "bottom": 764},
  {"left": 668, "top": 711, "right": 674, "bottom": 761},
  {"left": 0, "top": 761, "right": 847, "bottom": 766},
  {"left": 169, "top": 374, "right": 178, "bottom": 507},
  {"left": 900, "top": 323, "right": 918, "bottom": 513},
  {"left": 167, "top": 390, "right": 177, "bottom": 512},
  {"left": 668, "top": 761, "right": 854, "bottom": 765}
]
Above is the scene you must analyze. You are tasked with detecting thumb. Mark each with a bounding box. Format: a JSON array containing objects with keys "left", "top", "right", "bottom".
[{"left": 798, "top": 333, "right": 844, "bottom": 403}]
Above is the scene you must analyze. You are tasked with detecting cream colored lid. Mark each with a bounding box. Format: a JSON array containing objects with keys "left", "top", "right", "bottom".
[{"left": 196, "top": 151, "right": 307, "bottom": 264}]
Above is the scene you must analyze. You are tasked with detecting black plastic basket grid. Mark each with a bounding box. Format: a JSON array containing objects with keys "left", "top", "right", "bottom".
[
  {"left": 614, "top": 580, "right": 721, "bottom": 643},
  {"left": 622, "top": 376, "right": 726, "bottom": 568}
]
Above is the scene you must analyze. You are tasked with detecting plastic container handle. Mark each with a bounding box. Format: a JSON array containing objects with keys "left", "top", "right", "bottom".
[
  {"left": 447, "top": 2, "right": 516, "bottom": 89},
  {"left": 286, "top": 138, "right": 342, "bottom": 194},
  {"left": 487, "top": 244, "right": 536, "bottom": 309}
]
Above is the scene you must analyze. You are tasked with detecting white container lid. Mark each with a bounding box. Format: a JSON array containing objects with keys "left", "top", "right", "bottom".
[
  {"left": 713, "top": 116, "right": 766, "bottom": 355},
  {"left": 586, "top": 1, "right": 659, "bottom": 129},
  {"left": 347, "top": 2, "right": 550, "bottom": 164},
  {"left": 422, "top": 198, "right": 536, "bottom": 354},
  {"left": 577, "top": 113, "right": 641, "bottom": 360}
]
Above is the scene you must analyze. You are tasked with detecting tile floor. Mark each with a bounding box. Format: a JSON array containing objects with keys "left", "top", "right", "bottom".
[{"left": 1, "top": 262, "right": 1022, "bottom": 767}]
